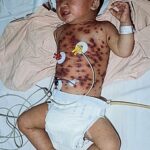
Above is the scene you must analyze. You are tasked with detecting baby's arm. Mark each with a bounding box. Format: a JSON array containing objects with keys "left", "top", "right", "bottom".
[{"left": 106, "top": 1, "right": 134, "bottom": 57}]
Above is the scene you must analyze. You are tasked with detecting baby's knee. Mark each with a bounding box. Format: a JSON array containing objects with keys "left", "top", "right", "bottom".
[
  {"left": 17, "top": 112, "right": 30, "bottom": 132},
  {"left": 101, "top": 136, "right": 121, "bottom": 150},
  {"left": 106, "top": 137, "right": 121, "bottom": 150},
  {"left": 94, "top": 131, "right": 121, "bottom": 150}
]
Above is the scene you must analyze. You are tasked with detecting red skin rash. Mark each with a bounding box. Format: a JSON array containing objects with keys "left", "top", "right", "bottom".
[{"left": 55, "top": 21, "right": 110, "bottom": 97}]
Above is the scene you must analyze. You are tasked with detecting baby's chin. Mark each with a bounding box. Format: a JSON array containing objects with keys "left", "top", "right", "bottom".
[
  {"left": 63, "top": 18, "right": 81, "bottom": 25},
  {"left": 59, "top": 16, "right": 78, "bottom": 24},
  {"left": 62, "top": 20, "right": 74, "bottom": 24}
]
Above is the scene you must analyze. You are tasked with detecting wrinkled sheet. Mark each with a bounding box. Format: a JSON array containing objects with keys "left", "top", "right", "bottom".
[
  {"left": 0, "top": 0, "right": 150, "bottom": 91},
  {"left": 0, "top": 8, "right": 58, "bottom": 90},
  {"left": 103, "top": 70, "right": 150, "bottom": 150},
  {"left": 0, "top": 0, "right": 48, "bottom": 35},
  {"left": 0, "top": 69, "right": 150, "bottom": 150},
  {"left": 102, "top": 0, "right": 150, "bottom": 86}
]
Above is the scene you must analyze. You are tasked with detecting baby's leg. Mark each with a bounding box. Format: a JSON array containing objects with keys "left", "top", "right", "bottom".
[
  {"left": 85, "top": 118, "right": 121, "bottom": 150},
  {"left": 17, "top": 103, "right": 55, "bottom": 150}
]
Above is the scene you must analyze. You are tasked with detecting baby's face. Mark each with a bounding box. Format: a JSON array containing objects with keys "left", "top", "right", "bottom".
[{"left": 56, "top": 0, "right": 94, "bottom": 24}]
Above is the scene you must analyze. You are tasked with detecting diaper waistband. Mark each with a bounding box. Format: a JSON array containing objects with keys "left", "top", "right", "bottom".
[{"left": 51, "top": 89, "right": 107, "bottom": 107}]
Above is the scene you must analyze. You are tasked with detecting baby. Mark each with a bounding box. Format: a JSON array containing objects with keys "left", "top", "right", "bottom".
[{"left": 17, "top": 0, "right": 134, "bottom": 150}]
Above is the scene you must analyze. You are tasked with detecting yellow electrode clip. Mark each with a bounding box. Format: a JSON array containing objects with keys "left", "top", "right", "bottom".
[
  {"left": 72, "top": 45, "right": 83, "bottom": 55},
  {"left": 72, "top": 41, "right": 88, "bottom": 55}
]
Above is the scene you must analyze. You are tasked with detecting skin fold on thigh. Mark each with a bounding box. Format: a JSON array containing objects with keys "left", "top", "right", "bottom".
[{"left": 85, "top": 117, "right": 120, "bottom": 147}]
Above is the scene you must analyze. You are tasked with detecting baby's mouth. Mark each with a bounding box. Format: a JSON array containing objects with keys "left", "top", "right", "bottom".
[{"left": 60, "top": 9, "right": 70, "bottom": 18}]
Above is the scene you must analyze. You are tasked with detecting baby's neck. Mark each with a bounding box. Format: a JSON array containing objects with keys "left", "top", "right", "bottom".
[{"left": 66, "top": 19, "right": 97, "bottom": 26}]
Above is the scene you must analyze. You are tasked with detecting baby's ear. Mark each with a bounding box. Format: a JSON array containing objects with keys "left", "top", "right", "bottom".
[{"left": 90, "top": 0, "right": 100, "bottom": 10}]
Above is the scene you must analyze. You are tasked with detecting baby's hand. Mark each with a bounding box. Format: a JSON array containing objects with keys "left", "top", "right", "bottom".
[{"left": 109, "top": 1, "right": 132, "bottom": 25}]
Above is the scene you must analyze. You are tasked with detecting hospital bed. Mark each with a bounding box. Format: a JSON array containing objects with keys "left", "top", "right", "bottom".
[{"left": 0, "top": 0, "right": 150, "bottom": 150}]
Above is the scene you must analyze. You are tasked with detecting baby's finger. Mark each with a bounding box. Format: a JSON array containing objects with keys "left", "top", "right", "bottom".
[
  {"left": 110, "top": 2, "right": 129, "bottom": 14},
  {"left": 111, "top": 1, "right": 126, "bottom": 7},
  {"left": 109, "top": 8, "right": 121, "bottom": 18},
  {"left": 111, "top": 1, "right": 128, "bottom": 9}
]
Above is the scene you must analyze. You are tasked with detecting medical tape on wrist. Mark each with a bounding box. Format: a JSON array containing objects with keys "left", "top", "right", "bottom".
[{"left": 119, "top": 25, "right": 134, "bottom": 34}]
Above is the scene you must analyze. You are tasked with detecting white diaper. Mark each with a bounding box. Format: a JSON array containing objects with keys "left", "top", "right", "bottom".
[{"left": 45, "top": 90, "right": 108, "bottom": 150}]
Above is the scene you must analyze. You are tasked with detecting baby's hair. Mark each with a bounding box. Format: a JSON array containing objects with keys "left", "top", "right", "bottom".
[{"left": 96, "top": 0, "right": 104, "bottom": 14}]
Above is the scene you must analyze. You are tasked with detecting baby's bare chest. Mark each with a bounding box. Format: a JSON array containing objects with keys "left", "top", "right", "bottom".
[
  {"left": 57, "top": 25, "right": 109, "bottom": 65},
  {"left": 55, "top": 23, "right": 110, "bottom": 95},
  {"left": 58, "top": 24, "right": 106, "bottom": 50}
]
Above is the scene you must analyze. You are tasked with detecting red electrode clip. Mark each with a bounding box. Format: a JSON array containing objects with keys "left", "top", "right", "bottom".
[{"left": 53, "top": 53, "right": 62, "bottom": 60}]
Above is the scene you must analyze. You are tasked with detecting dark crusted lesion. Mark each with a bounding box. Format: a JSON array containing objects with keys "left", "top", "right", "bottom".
[
  {"left": 102, "top": 40, "right": 105, "bottom": 44},
  {"left": 70, "top": 35, "right": 79, "bottom": 45},
  {"left": 67, "top": 64, "right": 72, "bottom": 68},
  {"left": 81, "top": 69, "right": 85, "bottom": 72},
  {"left": 101, "top": 45, "right": 104, "bottom": 49},
  {"left": 97, "top": 68, "right": 101, "bottom": 75},
  {"left": 70, "top": 75, "right": 75, "bottom": 79},
  {"left": 101, "top": 71, "right": 107, "bottom": 81},
  {"left": 56, "top": 67, "right": 70, "bottom": 76},
  {"left": 76, "top": 74, "right": 93, "bottom": 87},
  {"left": 76, "top": 55, "right": 83, "bottom": 62},
  {"left": 78, "top": 27, "right": 83, "bottom": 31},
  {"left": 55, "top": 22, "right": 110, "bottom": 96},
  {"left": 83, "top": 29, "right": 90, "bottom": 34},
  {"left": 76, "top": 63, "right": 82, "bottom": 68},
  {"left": 86, "top": 64, "right": 91, "bottom": 68},
  {"left": 66, "top": 31, "right": 73, "bottom": 36},
  {"left": 63, "top": 43, "right": 67, "bottom": 47},
  {"left": 88, "top": 38, "right": 96, "bottom": 48}
]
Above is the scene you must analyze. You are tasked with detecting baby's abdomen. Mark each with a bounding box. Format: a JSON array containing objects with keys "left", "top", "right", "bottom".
[{"left": 55, "top": 66, "right": 102, "bottom": 97}]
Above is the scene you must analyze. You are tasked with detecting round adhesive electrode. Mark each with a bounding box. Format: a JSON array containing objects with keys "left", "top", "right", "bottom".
[
  {"left": 68, "top": 79, "right": 79, "bottom": 87},
  {"left": 57, "top": 52, "right": 66, "bottom": 64},
  {"left": 57, "top": 79, "right": 62, "bottom": 90},
  {"left": 76, "top": 41, "right": 88, "bottom": 54}
]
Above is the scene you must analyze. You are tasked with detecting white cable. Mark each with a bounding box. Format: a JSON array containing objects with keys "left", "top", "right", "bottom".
[
  {"left": 82, "top": 53, "right": 95, "bottom": 95},
  {"left": 48, "top": 0, "right": 53, "bottom": 8},
  {"left": 0, "top": 77, "right": 54, "bottom": 149},
  {"left": 107, "top": 100, "right": 150, "bottom": 109}
]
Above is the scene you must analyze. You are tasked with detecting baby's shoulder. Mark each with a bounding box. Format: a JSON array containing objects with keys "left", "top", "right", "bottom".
[
  {"left": 95, "top": 20, "right": 118, "bottom": 35},
  {"left": 96, "top": 20, "right": 115, "bottom": 29},
  {"left": 55, "top": 25, "right": 65, "bottom": 34},
  {"left": 54, "top": 24, "right": 66, "bottom": 40}
]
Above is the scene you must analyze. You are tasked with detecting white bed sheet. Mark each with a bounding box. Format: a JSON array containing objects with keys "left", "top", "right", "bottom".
[
  {"left": 0, "top": 70, "right": 150, "bottom": 150},
  {"left": 102, "top": 70, "right": 150, "bottom": 150},
  {"left": 0, "top": 77, "right": 53, "bottom": 150},
  {"left": 0, "top": 0, "right": 48, "bottom": 35}
]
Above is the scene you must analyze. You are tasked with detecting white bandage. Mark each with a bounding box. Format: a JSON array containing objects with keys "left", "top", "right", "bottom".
[{"left": 119, "top": 25, "right": 134, "bottom": 34}]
